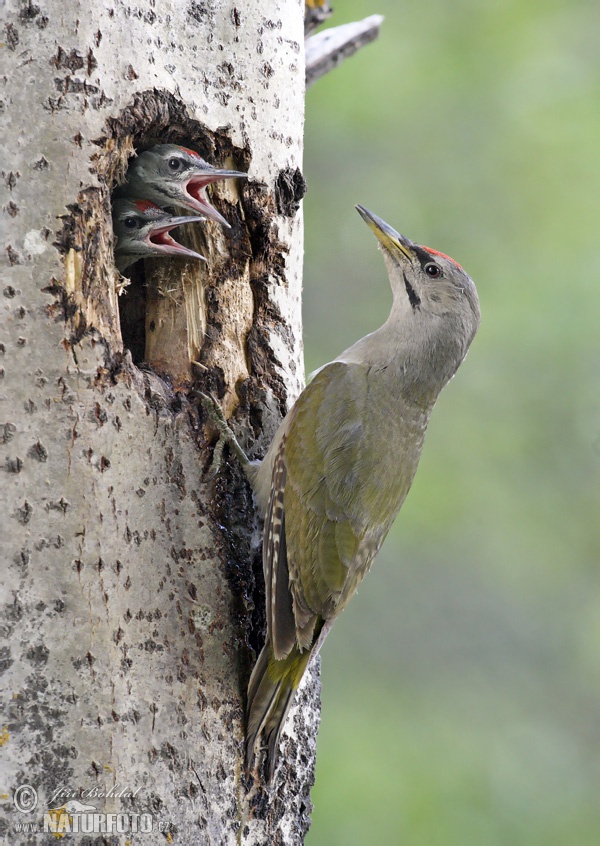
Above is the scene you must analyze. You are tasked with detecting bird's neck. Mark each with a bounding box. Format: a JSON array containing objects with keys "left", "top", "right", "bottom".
[{"left": 338, "top": 310, "right": 463, "bottom": 410}]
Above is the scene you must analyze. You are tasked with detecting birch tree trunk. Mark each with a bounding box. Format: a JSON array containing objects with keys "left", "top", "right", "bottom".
[{"left": 1, "top": 1, "right": 318, "bottom": 843}]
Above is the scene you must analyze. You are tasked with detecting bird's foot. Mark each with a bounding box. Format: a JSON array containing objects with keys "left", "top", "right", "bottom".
[{"left": 197, "top": 392, "right": 250, "bottom": 480}]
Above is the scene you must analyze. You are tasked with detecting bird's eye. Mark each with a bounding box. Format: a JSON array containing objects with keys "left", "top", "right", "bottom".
[
  {"left": 424, "top": 262, "right": 442, "bottom": 278},
  {"left": 168, "top": 157, "right": 182, "bottom": 170},
  {"left": 123, "top": 217, "right": 139, "bottom": 229}
]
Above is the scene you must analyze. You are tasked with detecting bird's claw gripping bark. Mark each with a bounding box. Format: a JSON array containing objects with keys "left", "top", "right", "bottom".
[{"left": 198, "top": 392, "right": 250, "bottom": 480}]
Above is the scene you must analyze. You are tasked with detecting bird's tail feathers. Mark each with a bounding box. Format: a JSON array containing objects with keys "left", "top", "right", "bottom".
[{"left": 246, "top": 641, "right": 311, "bottom": 781}]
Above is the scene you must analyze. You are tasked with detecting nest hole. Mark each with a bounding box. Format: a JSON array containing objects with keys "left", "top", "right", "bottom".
[
  {"left": 54, "top": 90, "right": 251, "bottom": 384},
  {"left": 110, "top": 120, "right": 249, "bottom": 376}
]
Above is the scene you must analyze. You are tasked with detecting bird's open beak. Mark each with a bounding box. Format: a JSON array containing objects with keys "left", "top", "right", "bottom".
[
  {"left": 355, "top": 205, "right": 415, "bottom": 261},
  {"left": 146, "top": 215, "right": 207, "bottom": 262},
  {"left": 185, "top": 167, "right": 247, "bottom": 228}
]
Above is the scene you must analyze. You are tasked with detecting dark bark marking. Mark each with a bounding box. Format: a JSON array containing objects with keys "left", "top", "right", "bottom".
[
  {"left": 187, "top": 2, "right": 212, "bottom": 25},
  {"left": 6, "top": 245, "right": 21, "bottom": 265},
  {"left": 0, "top": 647, "right": 14, "bottom": 674},
  {"left": 18, "top": 1, "right": 40, "bottom": 21},
  {"left": 86, "top": 47, "right": 97, "bottom": 76},
  {"left": 15, "top": 500, "right": 33, "bottom": 524},
  {"left": 3, "top": 171, "right": 19, "bottom": 190},
  {"left": 28, "top": 440, "right": 48, "bottom": 461},
  {"left": 50, "top": 46, "right": 85, "bottom": 72},
  {"left": 1, "top": 422, "right": 17, "bottom": 443},
  {"left": 47, "top": 497, "right": 70, "bottom": 514},
  {"left": 5, "top": 456, "right": 23, "bottom": 473},
  {"left": 54, "top": 76, "right": 100, "bottom": 96},
  {"left": 4, "top": 22, "right": 19, "bottom": 50},
  {"left": 275, "top": 167, "right": 307, "bottom": 217},
  {"left": 25, "top": 644, "right": 49, "bottom": 665}
]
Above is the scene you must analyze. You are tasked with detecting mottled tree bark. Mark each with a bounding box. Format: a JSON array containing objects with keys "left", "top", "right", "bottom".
[{"left": 0, "top": 1, "right": 318, "bottom": 843}]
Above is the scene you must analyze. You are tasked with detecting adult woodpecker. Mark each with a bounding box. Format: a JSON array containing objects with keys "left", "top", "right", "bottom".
[
  {"left": 203, "top": 205, "right": 481, "bottom": 780},
  {"left": 112, "top": 198, "right": 207, "bottom": 272},
  {"left": 114, "top": 144, "right": 247, "bottom": 228}
]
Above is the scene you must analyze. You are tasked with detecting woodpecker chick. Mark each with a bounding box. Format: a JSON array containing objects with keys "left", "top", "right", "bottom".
[
  {"left": 115, "top": 144, "right": 247, "bottom": 228},
  {"left": 112, "top": 198, "right": 207, "bottom": 272},
  {"left": 241, "top": 205, "right": 481, "bottom": 780}
]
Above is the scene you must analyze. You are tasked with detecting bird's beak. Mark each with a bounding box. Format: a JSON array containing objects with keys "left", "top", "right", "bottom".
[
  {"left": 146, "top": 215, "right": 207, "bottom": 262},
  {"left": 355, "top": 205, "right": 414, "bottom": 261},
  {"left": 184, "top": 167, "right": 247, "bottom": 228}
]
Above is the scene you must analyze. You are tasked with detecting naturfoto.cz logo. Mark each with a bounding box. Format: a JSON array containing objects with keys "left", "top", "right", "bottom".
[{"left": 12, "top": 783, "right": 171, "bottom": 836}]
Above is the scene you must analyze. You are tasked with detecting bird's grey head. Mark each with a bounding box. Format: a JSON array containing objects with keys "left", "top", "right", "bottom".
[
  {"left": 112, "top": 198, "right": 206, "bottom": 272},
  {"left": 122, "top": 144, "right": 246, "bottom": 226},
  {"left": 131, "top": 145, "right": 214, "bottom": 196},
  {"left": 356, "top": 205, "right": 481, "bottom": 388}
]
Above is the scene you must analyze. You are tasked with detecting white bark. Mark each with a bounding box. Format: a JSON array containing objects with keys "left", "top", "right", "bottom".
[{"left": 1, "top": 1, "right": 317, "bottom": 843}]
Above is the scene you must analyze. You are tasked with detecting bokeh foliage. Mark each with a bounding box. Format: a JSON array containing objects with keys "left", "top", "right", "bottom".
[{"left": 303, "top": 1, "right": 600, "bottom": 843}]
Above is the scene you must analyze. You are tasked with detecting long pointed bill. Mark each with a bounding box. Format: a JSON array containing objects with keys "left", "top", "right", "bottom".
[
  {"left": 355, "top": 204, "right": 415, "bottom": 261},
  {"left": 146, "top": 215, "right": 207, "bottom": 262},
  {"left": 185, "top": 170, "right": 247, "bottom": 228},
  {"left": 188, "top": 168, "right": 247, "bottom": 188}
]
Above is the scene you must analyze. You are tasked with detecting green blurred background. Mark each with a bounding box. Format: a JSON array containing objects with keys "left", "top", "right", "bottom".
[{"left": 302, "top": 1, "right": 600, "bottom": 844}]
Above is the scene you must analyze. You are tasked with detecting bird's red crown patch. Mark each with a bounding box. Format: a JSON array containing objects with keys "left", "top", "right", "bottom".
[
  {"left": 181, "top": 146, "right": 203, "bottom": 160},
  {"left": 134, "top": 199, "right": 158, "bottom": 212},
  {"left": 423, "top": 246, "right": 462, "bottom": 270}
]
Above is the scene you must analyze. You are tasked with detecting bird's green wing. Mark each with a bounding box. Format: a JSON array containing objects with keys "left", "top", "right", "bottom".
[
  {"left": 273, "top": 361, "right": 379, "bottom": 653},
  {"left": 263, "top": 433, "right": 297, "bottom": 660}
]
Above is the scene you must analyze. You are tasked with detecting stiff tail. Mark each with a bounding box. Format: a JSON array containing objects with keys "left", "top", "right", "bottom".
[{"left": 246, "top": 641, "right": 312, "bottom": 781}]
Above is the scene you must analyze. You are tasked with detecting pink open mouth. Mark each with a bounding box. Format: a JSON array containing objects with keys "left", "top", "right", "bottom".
[
  {"left": 184, "top": 169, "right": 247, "bottom": 226},
  {"left": 147, "top": 224, "right": 206, "bottom": 262},
  {"left": 149, "top": 229, "right": 180, "bottom": 249},
  {"left": 187, "top": 174, "right": 219, "bottom": 199},
  {"left": 184, "top": 176, "right": 225, "bottom": 224}
]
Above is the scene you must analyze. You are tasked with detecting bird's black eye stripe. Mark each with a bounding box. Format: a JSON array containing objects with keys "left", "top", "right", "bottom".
[
  {"left": 123, "top": 216, "right": 140, "bottom": 229},
  {"left": 403, "top": 272, "right": 421, "bottom": 309},
  {"left": 424, "top": 262, "right": 442, "bottom": 278}
]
